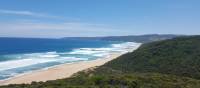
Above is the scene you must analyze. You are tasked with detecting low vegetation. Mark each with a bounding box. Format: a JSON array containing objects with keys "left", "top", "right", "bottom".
[{"left": 104, "top": 36, "right": 200, "bottom": 79}]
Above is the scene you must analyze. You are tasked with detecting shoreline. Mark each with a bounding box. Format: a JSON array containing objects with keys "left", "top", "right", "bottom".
[
  {"left": 0, "top": 44, "right": 141, "bottom": 85},
  {"left": 0, "top": 52, "right": 125, "bottom": 85}
]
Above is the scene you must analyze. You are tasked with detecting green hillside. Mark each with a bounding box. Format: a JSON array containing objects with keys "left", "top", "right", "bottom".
[
  {"left": 1, "top": 36, "right": 200, "bottom": 88},
  {"left": 104, "top": 36, "right": 200, "bottom": 79}
]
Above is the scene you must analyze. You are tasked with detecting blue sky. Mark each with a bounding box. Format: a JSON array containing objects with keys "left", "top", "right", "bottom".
[{"left": 0, "top": 0, "right": 199, "bottom": 38}]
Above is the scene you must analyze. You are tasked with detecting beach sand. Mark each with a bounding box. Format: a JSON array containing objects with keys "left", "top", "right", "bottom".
[
  {"left": 0, "top": 52, "right": 125, "bottom": 85},
  {"left": 0, "top": 43, "right": 141, "bottom": 86}
]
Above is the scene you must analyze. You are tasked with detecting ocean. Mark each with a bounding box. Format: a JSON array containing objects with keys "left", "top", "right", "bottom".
[{"left": 0, "top": 38, "right": 140, "bottom": 80}]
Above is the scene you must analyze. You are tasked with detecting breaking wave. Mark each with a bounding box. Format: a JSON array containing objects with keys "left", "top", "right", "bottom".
[{"left": 0, "top": 42, "right": 141, "bottom": 80}]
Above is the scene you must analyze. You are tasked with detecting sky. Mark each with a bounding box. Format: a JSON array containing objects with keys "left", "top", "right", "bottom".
[{"left": 0, "top": 0, "right": 199, "bottom": 38}]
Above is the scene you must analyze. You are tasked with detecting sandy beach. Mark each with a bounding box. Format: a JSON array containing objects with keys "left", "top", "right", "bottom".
[
  {"left": 0, "top": 52, "right": 125, "bottom": 85},
  {"left": 0, "top": 43, "right": 141, "bottom": 86}
]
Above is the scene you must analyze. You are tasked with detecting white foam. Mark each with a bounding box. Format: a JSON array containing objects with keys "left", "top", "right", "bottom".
[
  {"left": 0, "top": 42, "right": 142, "bottom": 79},
  {"left": 0, "top": 58, "right": 57, "bottom": 71},
  {"left": 39, "top": 54, "right": 59, "bottom": 58},
  {"left": 68, "top": 42, "right": 141, "bottom": 57},
  {"left": 0, "top": 52, "right": 90, "bottom": 71},
  {"left": 60, "top": 57, "right": 88, "bottom": 61},
  {"left": 24, "top": 51, "right": 59, "bottom": 58},
  {"left": 68, "top": 48, "right": 108, "bottom": 55}
]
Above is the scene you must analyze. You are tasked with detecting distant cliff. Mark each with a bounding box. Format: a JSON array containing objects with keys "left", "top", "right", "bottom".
[{"left": 63, "top": 34, "right": 179, "bottom": 43}]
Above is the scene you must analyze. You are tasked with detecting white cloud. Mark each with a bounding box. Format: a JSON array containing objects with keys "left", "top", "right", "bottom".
[
  {"left": 0, "top": 10, "right": 130, "bottom": 37},
  {"left": 0, "top": 9, "right": 61, "bottom": 18},
  {"left": 0, "top": 21, "right": 126, "bottom": 38}
]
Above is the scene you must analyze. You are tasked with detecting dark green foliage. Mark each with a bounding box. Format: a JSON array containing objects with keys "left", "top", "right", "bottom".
[
  {"left": 104, "top": 36, "right": 200, "bottom": 79},
  {"left": 1, "top": 72, "right": 200, "bottom": 88}
]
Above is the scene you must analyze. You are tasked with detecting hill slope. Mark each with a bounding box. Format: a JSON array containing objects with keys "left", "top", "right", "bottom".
[
  {"left": 103, "top": 36, "right": 200, "bottom": 79},
  {"left": 63, "top": 34, "right": 178, "bottom": 43}
]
